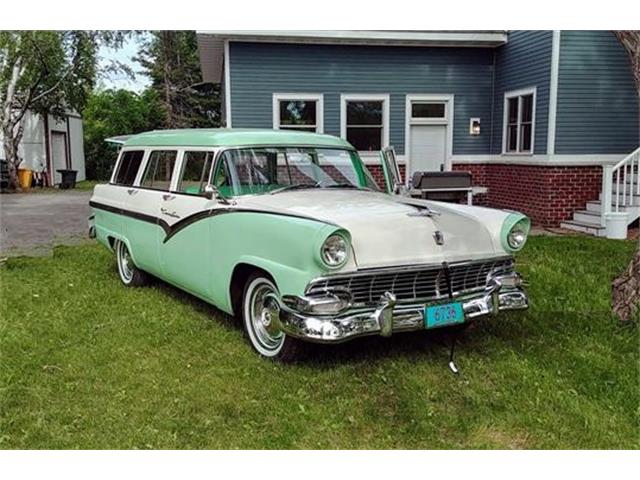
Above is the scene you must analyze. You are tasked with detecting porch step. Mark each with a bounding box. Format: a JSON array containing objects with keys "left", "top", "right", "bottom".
[
  {"left": 560, "top": 219, "right": 606, "bottom": 237},
  {"left": 586, "top": 200, "right": 635, "bottom": 214},
  {"left": 573, "top": 209, "right": 601, "bottom": 224}
]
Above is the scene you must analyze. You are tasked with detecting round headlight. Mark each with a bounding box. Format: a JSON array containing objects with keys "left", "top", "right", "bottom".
[
  {"left": 507, "top": 219, "right": 529, "bottom": 250},
  {"left": 508, "top": 227, "right": 527, "bottom": 249},
  {"left": 321, "top": 234, "right": 348, "bottom": 267}
]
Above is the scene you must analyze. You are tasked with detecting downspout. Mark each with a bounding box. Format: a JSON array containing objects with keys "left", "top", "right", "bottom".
[{"left": 43, "top": 113, "right": 52, "bottom": 186}]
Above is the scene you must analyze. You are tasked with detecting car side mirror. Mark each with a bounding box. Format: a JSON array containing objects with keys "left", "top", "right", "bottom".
[
  {"left": 203, "top": 184, "right": 217, "bottom": 200},
  {"left": 204, "top": 184, "right": 230, "bottom": 204}
]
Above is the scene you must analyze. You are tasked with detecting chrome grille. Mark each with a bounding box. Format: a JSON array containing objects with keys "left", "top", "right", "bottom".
[{"left": 306, "top": 257, "right": 514, "bottom": 305}]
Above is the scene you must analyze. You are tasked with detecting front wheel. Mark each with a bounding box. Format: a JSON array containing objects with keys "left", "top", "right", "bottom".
[
  {"left": 115, "top": 239, "right": 150, "bottom": 287},
  {"left": 242, "top": 273, "right": 304, "bottom": 362}
]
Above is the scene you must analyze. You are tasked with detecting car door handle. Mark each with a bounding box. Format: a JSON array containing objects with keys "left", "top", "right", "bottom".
[
  {"left": 160, "top": 207, "right": 180, "bottom": 219},
  {"left": 127, "top": 189, "right": 138, "bottom": 195},
  {"left": 162, "top": 194, "right": 176, "bottom": 201}
]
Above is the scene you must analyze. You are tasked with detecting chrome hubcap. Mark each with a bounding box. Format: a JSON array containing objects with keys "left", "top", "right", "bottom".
[
  {"left": 118, "top": 242, "right": 133, "bottom": 282},
  {"left": 250, "top": 283, "right": 284, "bottom": 351}
]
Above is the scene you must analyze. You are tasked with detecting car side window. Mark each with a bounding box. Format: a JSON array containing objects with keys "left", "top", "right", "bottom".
[
  {"left": 176, "top": 151, "right": 214, "bottom": 195},
  {"left": 141, "top": 151, "right": 177, "bottom": 191},
  {"left": 113, "top": 150, "right": 144, "bottom": 186}
]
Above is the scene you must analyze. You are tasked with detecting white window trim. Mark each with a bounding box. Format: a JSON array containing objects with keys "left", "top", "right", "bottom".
[
  {"left": 272, "top": 93, "right": 324, "bottom": 133},
  {"left": 340, "top": 94, "right": 390, "bottom": 156},
  {"left": 502, "top": 86, "right": 537, "bottom": 155},
  {"left": 404, "top": 94, "right": 455, "bottom": 178}
]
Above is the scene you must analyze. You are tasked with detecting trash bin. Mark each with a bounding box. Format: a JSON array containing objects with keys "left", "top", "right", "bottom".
[
  {"left": 57, "top": 169, "right": 78, "bottom": 189},
  {"left": 18, "top": 168, "right": 33, "bottom": 191}
]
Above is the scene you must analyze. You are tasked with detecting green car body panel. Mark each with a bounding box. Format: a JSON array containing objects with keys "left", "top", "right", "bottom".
[{"left": 94, "top": 207, "right": 345, "bottom": 314}]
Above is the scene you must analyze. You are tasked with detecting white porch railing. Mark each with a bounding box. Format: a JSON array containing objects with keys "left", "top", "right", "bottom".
[{"left": 601, "top": 147, "right": 640, "bottom": 227}]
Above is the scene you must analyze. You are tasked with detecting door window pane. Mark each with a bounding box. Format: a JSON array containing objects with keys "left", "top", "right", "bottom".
[
  {"left": 141, "top": 151, "right": 177, "bottom": 191},
  {"left": 113, "top": 150, "right": 144, "bottom": 186},
  {"left": 411, "top": 103, "right": 446, "bottom": 119},
  {"left": 177, "top": 151, "right": 214, "bottom": 195}
]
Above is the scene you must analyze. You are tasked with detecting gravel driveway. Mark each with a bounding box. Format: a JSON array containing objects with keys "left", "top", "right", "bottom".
[{"left": 0, "top": 191, "right": 93, "bottom": 256}]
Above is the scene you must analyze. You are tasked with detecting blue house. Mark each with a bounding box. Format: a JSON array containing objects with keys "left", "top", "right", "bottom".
[{"left": 197, "top": 30, "right": 639, "bottom": 236}]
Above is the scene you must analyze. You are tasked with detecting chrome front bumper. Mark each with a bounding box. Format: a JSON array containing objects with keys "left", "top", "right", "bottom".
[{"left": 270, "top": 279, "right": 528, "bottom": 344}]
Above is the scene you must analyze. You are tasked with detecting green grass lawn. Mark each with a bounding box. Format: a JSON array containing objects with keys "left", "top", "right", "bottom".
[{"left": 0, "top": 236, "right": 638, "bottom": 449}]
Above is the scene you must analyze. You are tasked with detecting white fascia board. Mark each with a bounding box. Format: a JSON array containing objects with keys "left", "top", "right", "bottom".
[{"left": 196, "top": 30, "right": 508, "bottom": 48}]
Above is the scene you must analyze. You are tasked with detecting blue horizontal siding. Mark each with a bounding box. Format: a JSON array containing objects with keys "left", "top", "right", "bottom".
[
  {"left": 491, "top": 30, "right": 552, "bottom": 154},
  {"left": 556, "top": 31, "right": 639, "bottom": 154},
  {"left": 229, "top": 42, "right": 495, "bottom": 155}
]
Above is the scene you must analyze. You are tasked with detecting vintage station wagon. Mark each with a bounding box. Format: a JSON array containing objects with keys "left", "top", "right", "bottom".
[{"left": 89, "top": 129, "right": 529, "bottom": 361}]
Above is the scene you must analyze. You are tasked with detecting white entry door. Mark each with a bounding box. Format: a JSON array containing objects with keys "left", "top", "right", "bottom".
[
  {"left": 51, "top": 132, "right": 68, "bottom": 184},
  {"left": 409, "top": 124, "right": 447, "bottom": 173}
]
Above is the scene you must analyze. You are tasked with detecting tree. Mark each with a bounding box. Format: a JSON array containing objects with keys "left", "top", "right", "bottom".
[
  {"left": 0, "top": 31, "right": 126, "bottom": 189},
  {"left": 136, "top": 31, "right": 220, "bottom": 129},
  {"left": 612, "top": 31, "right": 640, "bottom": 324},
  {"left": 83, "top": 88, "right": 164, "bottom": 180}
]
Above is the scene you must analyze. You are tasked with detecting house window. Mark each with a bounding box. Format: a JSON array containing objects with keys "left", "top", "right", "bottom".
[
  {"left": 341, "top": 95, "right": 389, "bottom": 152},
  {"left": 503, "top": 88, "right": 536, "bottom": 154},
  {"left": 273, "top": 94, "right": 323, "bottom": 133}
]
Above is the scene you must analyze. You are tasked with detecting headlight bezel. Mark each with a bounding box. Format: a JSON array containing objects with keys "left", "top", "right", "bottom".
[
  {"left": 319, "top": 233, "right": 350, "bottom": 269},
  {"left": 501, "top": 214, "right": 531, "bottom": 253}
]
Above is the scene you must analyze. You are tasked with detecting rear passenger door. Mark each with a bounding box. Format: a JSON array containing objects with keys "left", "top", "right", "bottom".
[
  {"left": 127, "top": 150, "right": 179, "bottom": 277},
  {"left": 158, "top": 150, "right": 218, "bottom": 298}
]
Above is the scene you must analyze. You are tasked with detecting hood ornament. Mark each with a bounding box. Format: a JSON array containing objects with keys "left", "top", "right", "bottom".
[
  {"left": 407, "top": 207, "right": 440, "bottom": 218},
  {"left": 434, "top": 231, "right": 445, "bottom": 245}
]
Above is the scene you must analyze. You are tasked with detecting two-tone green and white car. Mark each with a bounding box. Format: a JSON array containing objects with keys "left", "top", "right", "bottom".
[{"left": 89, "top": 129, "right": 530, "bottom": 361}]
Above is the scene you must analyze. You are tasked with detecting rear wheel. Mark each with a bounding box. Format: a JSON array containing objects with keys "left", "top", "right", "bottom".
[
  {"left": 242, "top": 273, "right": 304, "bottom": 362},
  {"left": 115, "top": 239, "right": 149, "bottom": 287}
]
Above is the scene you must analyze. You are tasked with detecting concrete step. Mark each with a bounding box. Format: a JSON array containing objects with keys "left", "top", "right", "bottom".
[
  {"left": 573, "top": 209, "right": 601, "bottom": 224},
  {"left": 560, "top": 219, "right": 606, "bottom": 237}
]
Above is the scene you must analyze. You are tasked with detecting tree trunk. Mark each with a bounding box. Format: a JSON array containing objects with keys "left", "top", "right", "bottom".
[
  {"left": 612, "top": 250, "right": 640, "bottom": 323},
  {"left": 611, "top": 31, "right": 640, "bottom": 323}
]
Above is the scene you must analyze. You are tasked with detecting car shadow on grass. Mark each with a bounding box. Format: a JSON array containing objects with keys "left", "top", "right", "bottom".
[{"left": 146, "top": 272, "right": 496, "bottom": 368}]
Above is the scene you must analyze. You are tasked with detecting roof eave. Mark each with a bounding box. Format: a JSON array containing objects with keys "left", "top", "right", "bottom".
[{"left": 197, "top": 30, "right": 508, "bottom": 83}]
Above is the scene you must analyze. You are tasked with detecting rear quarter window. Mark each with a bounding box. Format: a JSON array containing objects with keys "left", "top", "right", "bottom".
[{"left": 113, "top": 150, "right": 144, "bottom": 186}]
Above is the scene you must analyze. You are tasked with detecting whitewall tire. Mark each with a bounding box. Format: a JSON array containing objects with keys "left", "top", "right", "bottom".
[
  {"left": 115, "top": 239, "right": 149, "bottom": 287},
  {"left": 242, "top": 273, "right": 304, "bottom": 361}
]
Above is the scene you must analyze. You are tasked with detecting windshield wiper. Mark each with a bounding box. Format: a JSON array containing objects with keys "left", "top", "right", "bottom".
[
  {"left": 269, "top": 183, "right": 323, "bottom": 195},
  {"left": 323, "top": 183, "right": 372, "bottom": 191}
]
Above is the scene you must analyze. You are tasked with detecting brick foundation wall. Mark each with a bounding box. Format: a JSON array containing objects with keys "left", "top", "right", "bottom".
[{"left": 452, "top": 163, "right": 603, "bottom": 227}]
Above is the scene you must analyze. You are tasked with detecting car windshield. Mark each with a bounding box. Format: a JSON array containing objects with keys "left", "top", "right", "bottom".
[{"left": 213, "top": 147, "right": 380, "bottom": 197}]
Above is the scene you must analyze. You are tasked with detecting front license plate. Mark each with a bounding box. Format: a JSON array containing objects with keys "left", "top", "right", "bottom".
[{"left": 425, "top": 302, "right": 464, "bottom": 329}]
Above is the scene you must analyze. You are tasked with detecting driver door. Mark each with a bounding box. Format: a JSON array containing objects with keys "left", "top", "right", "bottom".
[{"left": 379, "top": 146, "right": 403, "bottom": 194}]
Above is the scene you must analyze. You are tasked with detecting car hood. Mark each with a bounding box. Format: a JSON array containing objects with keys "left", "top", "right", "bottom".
[{"left": 235, "top": 190, "right": 500, "bottom": 269}]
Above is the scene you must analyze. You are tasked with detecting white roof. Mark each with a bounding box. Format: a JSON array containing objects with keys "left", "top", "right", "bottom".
[{"left": 197, "top": 30, "right": 508, "bottom": 83}]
